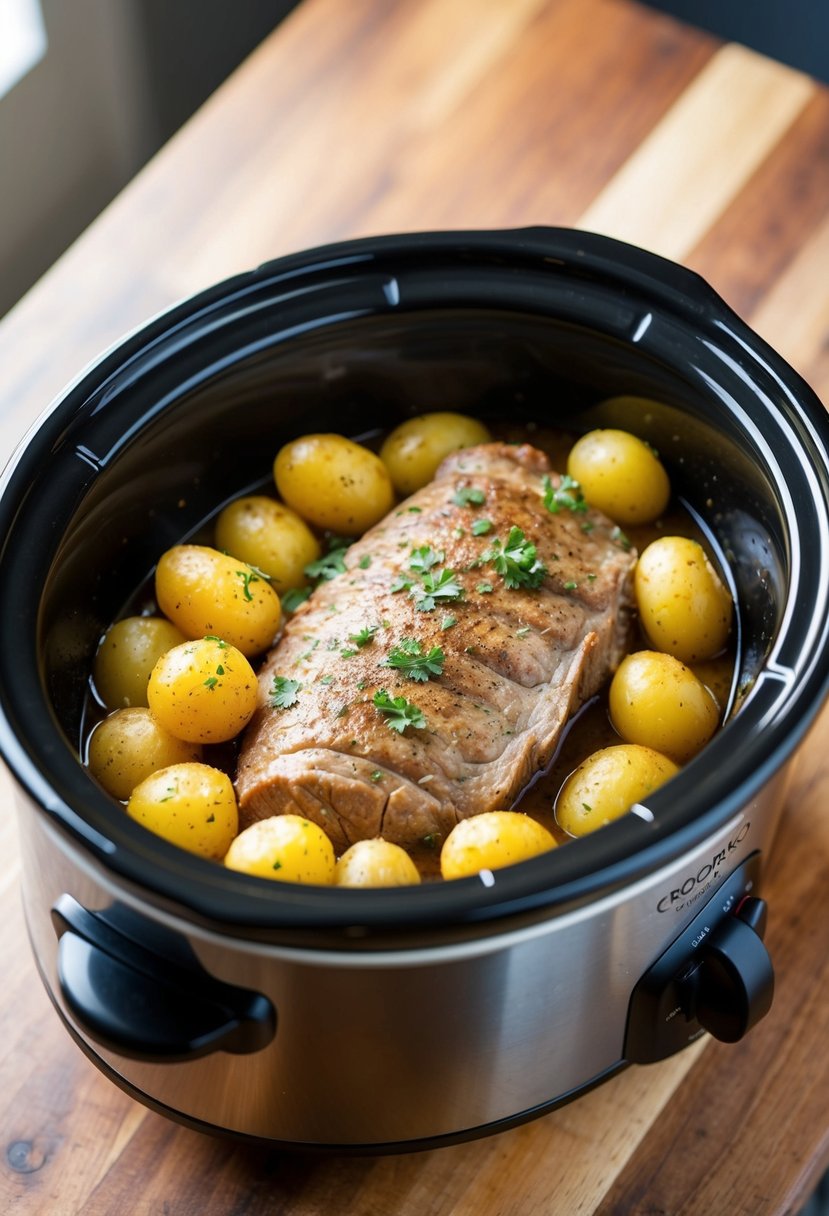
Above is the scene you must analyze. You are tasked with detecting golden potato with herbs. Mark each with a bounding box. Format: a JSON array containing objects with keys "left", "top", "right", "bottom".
[
  {"left": 635, "top": 536, "right": 732, "bottom": 663},
  {"left": 440, "top": 811, "right": 555, "bottom": 880},
  {"left": 126, "top": 761, "right": 238, "bottom": 858},
  {"left": 274, "top": 433, "right": 395, "bottom": 534},
  {"left": 556, "top": 744, "right": 679, "bottom": 837},
  {"left": 93, "top": 616, "right": 186, "bottom": 709},
  {"left": 87, "top": 707, "right": 201, "bottom": 800},
  {"left": 155, "top": 544, "right": 281, "bottom": 656},
  {"left": 224, "top": 815, "right": 336, "bottom": 885},
  {"left": 147, "top": 637, "right": 258, "bottom": 743},
  {"left": 609, "top": 650, "right": 720, "bottom": 763},
  {"left": 380, "top": 412, "right": 492, "bottom": 495},
  {"left": 566, "top": 428, "right": 670, "bottom": 525},
  {"left": 214, "top": 495, "right": 321, "bottom": 591},
  {"left": 335, "top": 839, "right": 422, "bottom": 887}
]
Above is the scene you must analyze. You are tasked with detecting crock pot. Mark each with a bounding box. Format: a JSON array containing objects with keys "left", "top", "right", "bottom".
[{"left": 1, "top": 228, "right": 828, "bottom": 1151}]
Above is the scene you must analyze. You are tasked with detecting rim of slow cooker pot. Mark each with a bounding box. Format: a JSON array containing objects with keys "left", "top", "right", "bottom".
[{"left": 2, "top": 226, "right": 829, "bottom": 938}]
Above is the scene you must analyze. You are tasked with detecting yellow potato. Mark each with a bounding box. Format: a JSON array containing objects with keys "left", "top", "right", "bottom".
[
  {"left": 555, "top": 744, "right": 679, "bottom": 837},
  {"left": 274, "top": 433, "right": 395, "bottom": 534},
  {"left": 155, "top": 544, "right": 281, "bottom": 656},
  {"left": 224, "top": 815, "right": 336, "bottom": 885},
  {"left": 214, "top": 495, "right": 321, "bottom": 590},
  {"left": 93, "top": 616, "right": 186, "bottom": 709},
  {"left": 635, "top": 536, "right": 732, "bottom": 663},
  {"left": 87, "top": 707, "right": 201, "bottom": 800},
  {"left": 126, "top": 762, "right": 238, "bottom": 859},
  {"left": 566, "top": 428, "right": 670, "bottom": 525},
  {"left": 380, "top": 412, "right": 492, "bottom": 495},
  {"left": 335, "top": 839, "right": 421, "bottom": 887},
  {"left": 609, "top": 650, "right": 719, "bottom": 763},
  {"left": 440, "top": 811, "right": 555, "bottom": 880},
  {"left": 147, "top": 637, "right": 258, "bottom": 743}
]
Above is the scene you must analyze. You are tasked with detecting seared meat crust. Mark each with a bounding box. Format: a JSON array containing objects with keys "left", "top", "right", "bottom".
[{"left": 235, "top": 443, "right": 636, "bottom": 851}]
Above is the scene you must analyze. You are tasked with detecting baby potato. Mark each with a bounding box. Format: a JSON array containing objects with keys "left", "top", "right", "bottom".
[
  {"left": 87, "top": 707, "right": 201, "bottom": 800},
  {"left": 155, "top": 544, "right": 281, "bottom": 656},
  {"left": 224, "top": 815, "right": 336, "bottom": 885},
  {"left": 214, "top": 495, "right": 321, "bottom": 591},
  {"left": 440, "top": 811, "right": 555, "bottom": 880},
  {"left": 567, "top": 428, "right": 670, "bottom": 525},
  {"left": 335, "top": 839, "right": 421, "bottom": 888},
  {"left": 556, "top": 744, "right": 679, "bottom": 837},
  {"left": 274, "top": 433, "right": 395, "bottom": 534},
  {"left": 93, "top": 616, "right": 186, "bottom": 709},
  {"left": 147, "top": 637, "right": 258, "bottom": 743},
  {"left": 609, "top": 650, "right": 720, "bottom": 763},
  {"left": 380, "top": 412, "right": 492, "bottom": 495},
  {"left": 635, "top": 536, "right": 732, "bottom": 663},
  {"left": 126, "top": 761, "right": 238, "bottom": 859}
]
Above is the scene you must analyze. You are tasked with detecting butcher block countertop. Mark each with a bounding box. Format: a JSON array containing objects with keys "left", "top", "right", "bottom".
[{"left": 1, "top": 0, "right": 828, "bottom": 1212}]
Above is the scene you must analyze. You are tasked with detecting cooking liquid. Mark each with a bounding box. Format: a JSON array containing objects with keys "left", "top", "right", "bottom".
[{"left": 81, "top": 421, "right": 736, "bottom": 881}]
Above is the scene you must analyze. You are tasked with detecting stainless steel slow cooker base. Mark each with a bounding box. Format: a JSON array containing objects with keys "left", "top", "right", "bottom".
[{"left": 2, "top": 229, "right": 829, "bottom": 1146}]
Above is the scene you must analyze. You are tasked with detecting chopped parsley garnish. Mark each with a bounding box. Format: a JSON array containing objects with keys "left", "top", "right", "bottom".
[
  {"left": 409, "top": 545, "right": 444, "bottom": 573},
  {"left": 390, "top": 574, "right": 413, "bottom": 593},
  {"left": 477, "top": 581, "right": 493, "bottom": 594},
  {"left": 236, "top": 567, "right": 263, "bottom": 601},
  {"left": 452, "top": 486, "right": 486, "bottom": 507},
  {"left": 358, "top": 554, "right": 373, "bottom": 569},
  {"left": 484, "top": 526, "right": 546, "bottom": 590},
  {"left": 320, "top": 675, "right": 334, "bottom": 685},
  {"left": 373, "top": 688, "right": 427, "bottom": 733},
  {"left": 340, "top": 648, "right": 358, "bottom": 659},
  {"left": 471, "top": 518, "right": 493, "bottom": 536},
  {"left": 542, "top": 473, "right": 589, "bottom": 514},
  {"left": 281, "top": 586, "right": 312, "bottom": 613},
  {"left": 304, "top": 545, "right": 349, "bottom": 582},
  {"left": 381, "top": 637, "right": 445, "bottom": 682},
  {"left": 203, "top": 676, "right": 218, "bottom": 690},
  {"left": 370, "top": 770, "right": 384, "bottom": 782},
  {"left": 564, "top": 580, "right": 578, "bottom": 591},
  {"left": 611, "top": 525, "right": 632, "bottom": 551},
  {"left": 516, "top": 626, "right": 531, "bottom": 637},
  {"left": 204, "top": 635, "right": 228, "bottom": 648},
  {"left": 348, "top": 624, "right": 378, "bottom": 647},
  {"left": 269, "top": 675, "right": 301, "bottom": 709},
  {"left": 441, "top": 614, "right": 457, "bottom": 630},
  {"left": 412, "top": 567, "right": 464, "bottom": 612}
]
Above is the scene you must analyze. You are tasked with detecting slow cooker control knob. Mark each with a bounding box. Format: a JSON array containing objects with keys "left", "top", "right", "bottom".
[{"left": 680, "top": 897, "right": 774, "bottom": 1044}]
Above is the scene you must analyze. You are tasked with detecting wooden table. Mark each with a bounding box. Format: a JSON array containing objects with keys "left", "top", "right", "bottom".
[{"left": 1, "top": 0, "right": 828, "bottom": 1211}]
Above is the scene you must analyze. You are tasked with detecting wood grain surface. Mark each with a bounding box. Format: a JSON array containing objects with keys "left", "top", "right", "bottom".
[{"left": 1, "top": 0, "right": 828, "bottom": 1212}]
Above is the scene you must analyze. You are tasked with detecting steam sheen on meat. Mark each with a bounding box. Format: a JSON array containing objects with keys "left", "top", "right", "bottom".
[{"left": 235, "top": 443, "right": 637, "bottom": 852}]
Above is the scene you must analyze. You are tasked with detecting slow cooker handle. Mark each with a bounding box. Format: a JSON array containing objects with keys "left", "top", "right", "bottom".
[{"left": 51, "top": 894, "right": 276, "bottom": 1063}]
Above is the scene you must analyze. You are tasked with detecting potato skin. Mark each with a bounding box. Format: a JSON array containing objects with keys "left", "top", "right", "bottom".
[
  {"left": 380, "top": 412, "right": 492, "bottom": 495},
  {"left": 155, "top": 544, "right": 281, "bottom": 656},
  {"left": 214, "top": 495, "right": 321, "bottom": 590},
  {"left": 93, "top": 616, "right": 186, "bottom": 709},
  {"left": 224, "top": 815, "right": 336, "bottom": 884},
  {"left": 567, "top": 428, "right": 670, "bottom": 525},
  {"left": 440, "top": 811, "right": 555, "bottom": 880},
  {"left": 334, "top": 839, "right": 422, "bottom": 887},
  {"left": 609, "top": 650, "right": 719, "bottom": 763},
  {"left": 555, "top": 744, "right": 679, "bottom": 837},
  {"left": 147, "top": 637, "right": 258, "bottom": 743},
  {"left": 635, "top": 536, "right": 732, "bottom": 663},
  {"left": 126, "top": 762, "right": 238, "bottom": 859},
  {"left": 87, "top": 707, "right": 201, "bottom": 800},
  {"left": 274, "top": 433, "right": 395, "bottom": 534}
]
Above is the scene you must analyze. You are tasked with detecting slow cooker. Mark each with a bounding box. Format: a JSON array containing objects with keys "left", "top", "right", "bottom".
[{"left": 1, "top": 228, "right": 828, "bottom": 1151}]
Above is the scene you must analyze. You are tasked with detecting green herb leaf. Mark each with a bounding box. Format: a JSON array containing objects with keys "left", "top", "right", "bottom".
[
  {"left": 304, "top": 545, "right": 349, "bottom": 582},
  {"left": 452, "top": 485, "right": 486, "bottom": 507},
  {"left": 280, "top": 586, "right": 312, "bottom": 613},
  {"left": 485, "top": 526, "right": 547, "bottom": 590},
  {"left": 381, "top": 637, "right": 445, "bottom": 683},
  {"left": 564, "top": 580, "right": 578, "bottom": 591},
  {"left": 477, "top": 581, "right": 493, "bottom": 594},
  {"left": 542, "top": 473, "right": 589, "bottom": 515},
  {"left": 370, "top": 770, "right": 384, "bottom": 782},
  {"left": 390, "top": 574, "right": 413, "bottom": 593},
  {"left": 412, "top": 567, "right": 464, "bottom": 612},
  {"left": 348, "top": 624, "right": 378, "bottom": 647},
  {"left": 441, "top": 614, "right": 457, "bottom": 631},
  {"left": 409, "top": 545, "right": 444, "bottom": 574},
  {"left": 373, "top": 688, "right": 427, "bottom": 733},
  {"left": 471, "top": 518, "right": 493, "bottom": 536},
  {"left": 269, "top": 675, "right": 301, "bottom": 709},
  {"left": 203, "top": 676, "right": 218, "bottom": 690},
  {"left": 204, "top": 635, "right": 228, "bottom": 648},
  {"left": 235, "top": 567, "right": 262, "bottom": 601},
  {"left": 611, "top": 525, "right": 632, "bottom": 551},
  {"left": 358, "top": 554, "right": 373, "bottom": 569}
]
